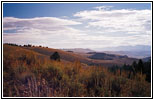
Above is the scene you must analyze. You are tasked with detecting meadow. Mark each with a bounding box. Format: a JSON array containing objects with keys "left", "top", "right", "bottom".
[{"left": 3, "top": 44, "right": 151, "bottom": 97}]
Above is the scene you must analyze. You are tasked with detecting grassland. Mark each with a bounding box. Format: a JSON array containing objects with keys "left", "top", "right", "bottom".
[{"left": 3, "top": 44, "right": 151, "bottom": 97}]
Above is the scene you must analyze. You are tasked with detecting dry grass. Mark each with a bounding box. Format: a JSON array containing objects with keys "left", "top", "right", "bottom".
[{"left": 3, "top": 44, "right": 151, "bottom": 97}]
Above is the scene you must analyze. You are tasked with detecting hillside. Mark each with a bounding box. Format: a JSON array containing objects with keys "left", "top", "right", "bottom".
[
  {"left": 22, "top": 46, "right": 90, "bottom": 63},
  {"left": 142, "top": 57, "right": 151, "bottom": 62},
  {"left": 62, "top": 48, "right": 95, "bottom": 53},
  {"left": 103, "top": 51, "right": 151, "bottom": 59},
  {"left": 3, "top": 44, "right": 151, "bottom": 97},
  {"left": 88, "top": 52, "right": 128, "bottom": 60},
  {"left": 22, "top": 45, "right": 139, "bottom": 67},
  {"left": 3, "top": 44, "right": 139, "bottom": 67},
  {"left": 3, "top": 44, "right": 48, "bottom": 62}
]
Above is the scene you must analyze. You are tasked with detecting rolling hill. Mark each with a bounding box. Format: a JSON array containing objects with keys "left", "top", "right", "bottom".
[
  {"left": 95, "top": 45, "right": 151, "bottom": 58},
  {"left": 88, "top": 52, "right": 128, "bottom": 60},
  {"left": 3, "top": 44, "right": 151, "bottom": 97},
  {"left": 62, "top": 48, "right": 95, "bottom": 53},
  {"left": 3, "top": 44, "right": 138, "bottom": 67}
]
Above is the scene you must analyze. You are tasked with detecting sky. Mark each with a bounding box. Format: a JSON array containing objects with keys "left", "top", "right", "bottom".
[{"left": 3, "top": 3, "right": 152, "bottom": 49}]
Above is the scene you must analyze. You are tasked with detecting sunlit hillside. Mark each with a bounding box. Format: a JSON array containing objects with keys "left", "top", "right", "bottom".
[
  {"left": 3, "top": 44, "right": 151, "bottom": 97},
  {"left": 6, "top": 44, "right": 138, "bottom": 67}
]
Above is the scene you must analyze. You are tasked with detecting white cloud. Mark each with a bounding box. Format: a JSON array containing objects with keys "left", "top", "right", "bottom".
[
  {"left": 3, "top": 17, "right": 81, "bottom": 31},
  {"left": 3, "top": 17, "right": 83, "bottom": 48},
  {"left": 73, "top": 6, "right": 151, "bottom": 48},
  {"left": 74, "top": 8, "right": 151, "bottom": 32},
  {"left": 3, "top": 6, "right": 152, "bottom": 49}
]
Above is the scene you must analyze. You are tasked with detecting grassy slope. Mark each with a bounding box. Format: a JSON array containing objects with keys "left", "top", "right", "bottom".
[
  {"left": 3, "top": 44, "right": 48, "bottom": 61},
  {"left": 22, "top": 46, "right": 91, "bottom": 63},
  {"left": 22, "top": 46, "right": 138, "bottom": 67},
  {"left": 3, "top": 44, "right": 151, "bottom": 97},
  {"left": 3, "top": 44, "right": 138, "bottom": 67}
]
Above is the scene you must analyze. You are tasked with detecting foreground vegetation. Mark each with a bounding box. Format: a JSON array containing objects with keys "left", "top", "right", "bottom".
[{"left": 3, "top": 44, "right": 151, "bottom": 97}]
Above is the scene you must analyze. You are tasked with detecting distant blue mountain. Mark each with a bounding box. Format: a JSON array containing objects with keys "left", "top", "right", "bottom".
[
  {"left": 94, "top": 45, "right": 151, "bottom": 58},
  {"left": 142, "top": 57, "right": 151, "bottom": 62},
  {"left": 62, "top": 48, "right": 95, "bottom": 53},
  {"left": 95, "top": 45, "right": 151, "bottom": 52}
]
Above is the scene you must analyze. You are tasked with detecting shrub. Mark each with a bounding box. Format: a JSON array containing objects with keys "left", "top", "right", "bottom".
[{"left": 50, "top": 52, "right": 60, "bottom": 61}]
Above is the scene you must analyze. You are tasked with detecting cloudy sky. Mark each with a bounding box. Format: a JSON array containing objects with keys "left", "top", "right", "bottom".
[{"left": 3, "top": 3, "right": 152, "bottom": 49}]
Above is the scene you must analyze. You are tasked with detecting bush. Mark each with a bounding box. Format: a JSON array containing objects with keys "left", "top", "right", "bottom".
[{"left": 50, "top": 52, "right": 60, "bottom": 61}]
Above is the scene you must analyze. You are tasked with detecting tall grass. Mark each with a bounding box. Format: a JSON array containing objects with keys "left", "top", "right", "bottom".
[{"left": 3, "top": 45, "right": 151, "bottom": 97}]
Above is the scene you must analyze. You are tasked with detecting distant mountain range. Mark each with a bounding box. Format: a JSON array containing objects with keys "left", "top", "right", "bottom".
[
  {"left": 94, "top": 45, "right": 151, "bottom": 58},
  {"left": 103, "top": 51, "right": 151, "bottom": 59},
  {"left": 62, "top": 45, "right": 151, "bottom": 59},
  {"left": 142, "top": 57, "right": 151, "bottom": 62},
  {"left": 62, "top": 48, "right": 95, "bottom": 53},
  {"left": 88, "top": 52, "right": 128, "bottom": 60},
  {"left": 94, "top": 45, "right": 151, "bottom": 52}
]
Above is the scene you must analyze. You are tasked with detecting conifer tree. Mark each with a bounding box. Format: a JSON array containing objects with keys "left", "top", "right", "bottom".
[{"left": 50, "top": 52, "right": 60, "bottom": 61}]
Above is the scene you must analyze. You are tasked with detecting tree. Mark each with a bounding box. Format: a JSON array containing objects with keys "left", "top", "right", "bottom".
[
  {"left": 27, "top": 44, "right": 32, "bottom": 47},
  {"left": 50, "top": 52, "right": 60, "bottom": 61},
  {"left": 132, "top": 61, "right": 137, "bottom": 74},
  {"left": 138, "top": 59, "right": 144, "bottom": 73}
]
